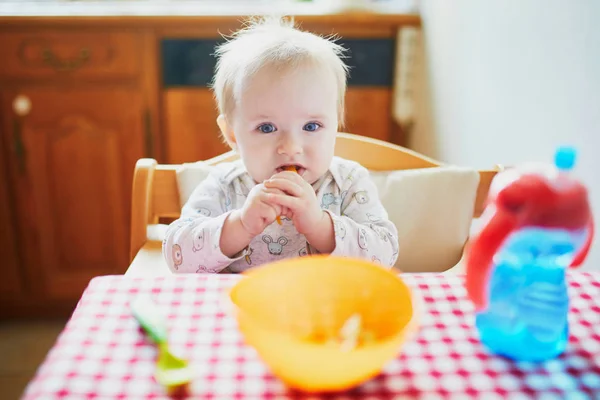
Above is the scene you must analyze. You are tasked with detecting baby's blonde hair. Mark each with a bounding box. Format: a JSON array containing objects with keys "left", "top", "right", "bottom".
[{"left": 212, "top": 16, "right": 349, "bottom": 126}]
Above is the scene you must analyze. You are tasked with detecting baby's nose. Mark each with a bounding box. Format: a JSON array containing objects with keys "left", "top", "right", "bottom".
[{"left": 278, "top": 135, "right": 303, "bottom": 155}]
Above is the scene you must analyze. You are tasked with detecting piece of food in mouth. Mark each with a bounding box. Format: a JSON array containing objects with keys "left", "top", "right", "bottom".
[
  {"left": 276, "top": 164, "right": 304, "bottom": 174},
  {"left": 276, "top": 165, "right": 298, "bottom": 225}
]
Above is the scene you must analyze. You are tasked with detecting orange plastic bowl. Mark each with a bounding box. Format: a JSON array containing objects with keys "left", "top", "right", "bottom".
[{"left": 229, "top": 255, "right": 417, "bottom": 393}]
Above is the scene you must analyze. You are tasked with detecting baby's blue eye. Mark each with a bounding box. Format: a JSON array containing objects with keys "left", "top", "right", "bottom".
[
  {"left": 303, "top": 122, "right": 321, "bottom": 132},
  {"left": 257, "top": 123, "right": 276, "bottom": 134}
]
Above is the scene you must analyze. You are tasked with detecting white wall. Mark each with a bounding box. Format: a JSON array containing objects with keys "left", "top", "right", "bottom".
[{"left": 412, "top": 0, "right": 600, "bottom": 269}]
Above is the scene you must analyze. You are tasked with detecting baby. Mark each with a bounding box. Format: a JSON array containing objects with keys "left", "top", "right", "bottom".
[{"left": 163, "top": 17, "right": 399, "bottom": 273}]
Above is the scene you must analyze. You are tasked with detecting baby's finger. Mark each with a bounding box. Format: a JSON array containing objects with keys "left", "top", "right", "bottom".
[
  {"left": 266, "top": 192, "right": 302, "bottom": 211},
  {"left": 258, "top": 191, "right": 283, "bottom": 214},
  {"left": 271, "top": 170, "right": 306, "bottom": 184},
  {"left": 260, "top": 186, "right": 286, "bottom": 197},
  {"left": 281, "top": 208, "right": 293, "bottom": 219},
  {"left": 264, "top": 178, "right": 304, "bottom": 197},
  {"left": 264, "top": 207, "right": 279, "bottom": 222},
  {"left": 262, "top": 186, "right": 294, "bottom": 201}
]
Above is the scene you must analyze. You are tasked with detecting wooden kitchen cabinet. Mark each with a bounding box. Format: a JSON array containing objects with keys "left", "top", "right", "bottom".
[
  {"left": 1, "top": 88, "right": 146, "bottom": 304},
  {"left": 163, "top": 89, "right": 230, "bottom": 164},
  {"left": 0, "top": 27, "right": 150, "bottom": 317},
  {"left": 0, "top": 9, "right": 420, "bottom": 317}
]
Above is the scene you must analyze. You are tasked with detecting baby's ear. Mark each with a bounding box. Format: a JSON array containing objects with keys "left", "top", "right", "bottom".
[{"left": 217, "top": 114, "right": 236, "bottom": 149}]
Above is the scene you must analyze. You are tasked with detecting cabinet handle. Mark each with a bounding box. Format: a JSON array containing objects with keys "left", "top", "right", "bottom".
[
  {"left": 12, "top": 95, "right": 31, "bottom": 174},
  {"left": 144, "top": 109, "right": 154, "bottom": 158},
  {"left": 42, "top": 47, "right": 90, "bottom": 72}
]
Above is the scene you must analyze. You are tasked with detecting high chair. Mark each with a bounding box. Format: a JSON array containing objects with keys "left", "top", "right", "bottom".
[{"left": 127, "top": 132, "right": 501, "bottom": 277}]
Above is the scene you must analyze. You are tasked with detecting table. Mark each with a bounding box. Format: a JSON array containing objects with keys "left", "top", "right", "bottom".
[{"left": 22, "top": 272, "right": 600, "bottom": 399}]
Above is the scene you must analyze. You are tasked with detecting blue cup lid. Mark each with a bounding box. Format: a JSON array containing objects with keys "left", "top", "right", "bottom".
[{"left": 555, "top": 146, "right": 577, "bottom": 171}]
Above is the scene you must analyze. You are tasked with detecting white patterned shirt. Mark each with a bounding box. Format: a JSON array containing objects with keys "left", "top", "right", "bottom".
[{"left": 163, "top": 156, "right": 399, "bottom": 273}]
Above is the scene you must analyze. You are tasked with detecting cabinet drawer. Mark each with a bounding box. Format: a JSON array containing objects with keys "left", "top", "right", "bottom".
[{"left": 0, "top": 31, "right": 141, "bottom": 79}]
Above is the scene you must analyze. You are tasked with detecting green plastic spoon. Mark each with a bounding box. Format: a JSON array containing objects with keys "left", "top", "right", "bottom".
[{"left": 131, "top": 294, "right": 194, "bottom": 393}]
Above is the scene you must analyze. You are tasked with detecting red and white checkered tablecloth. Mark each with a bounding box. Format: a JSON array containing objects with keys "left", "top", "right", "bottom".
[{"left": 23, "top": 272, "right": 600, "bottom": 399}]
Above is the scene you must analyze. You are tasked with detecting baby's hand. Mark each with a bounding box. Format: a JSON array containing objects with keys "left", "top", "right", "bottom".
[
  {"left": 264, "top": 171, "right": 323, "bottom": 236},
  {"left": 239, "top": 183, "right": 284, "bottom": 236}
]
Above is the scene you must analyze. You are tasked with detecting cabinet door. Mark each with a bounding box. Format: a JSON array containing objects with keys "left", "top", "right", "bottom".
[
  {"left": 0, "top": 137, "right": 23, "bottom": 299},
  {"left": 344, "top": 88, "right": 392, "bottom": 142},
  {"left": 163, "top": 89, "right": 230, "bottom": 164},
  {"left": 1, "top": 88, "right": 146, "bottom": 300}
]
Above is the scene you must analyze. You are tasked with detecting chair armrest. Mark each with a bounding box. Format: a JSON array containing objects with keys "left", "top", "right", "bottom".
[
  {"left": 126, "top": 240, "right": 172, "bottom": 277},
  {"left": 130, "top": 158, "right": 157, "bottom": 262}
]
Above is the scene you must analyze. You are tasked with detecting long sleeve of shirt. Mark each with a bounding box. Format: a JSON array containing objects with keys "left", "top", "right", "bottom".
[
  {"left": 324, "top": 163, "right": 399, "bottom": 267},
  {"left": 162, "top": 165, "right": 244, "bottom": 273}
]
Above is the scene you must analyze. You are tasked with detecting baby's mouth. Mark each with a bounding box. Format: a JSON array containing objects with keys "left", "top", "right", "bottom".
[{"left": 276, "top": 164, "right": 306, "bottom": 176}]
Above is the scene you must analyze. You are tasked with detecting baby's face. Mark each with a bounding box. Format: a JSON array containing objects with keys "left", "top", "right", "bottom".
[{"left": 228, "top": 63, "right": 339, "bottom": 184}]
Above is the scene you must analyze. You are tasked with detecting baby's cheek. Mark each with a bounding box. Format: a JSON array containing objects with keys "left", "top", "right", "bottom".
[
  {"left": 238, "top": 139, "right": 278, "bottom": 179},
  {"left": 308, "top": 152, "right": 334, "bottom": 180},
  {"left": 245, "top": 159, "right": 274, "bottom": 182}
]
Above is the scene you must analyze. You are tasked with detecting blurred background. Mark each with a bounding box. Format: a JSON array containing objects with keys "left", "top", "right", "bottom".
[
  {"left": 413, "top": 1, "right": 600, "bottom": 266},
  {"left": 0, "top": 0, "right": 598, "bottom": 398}
]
